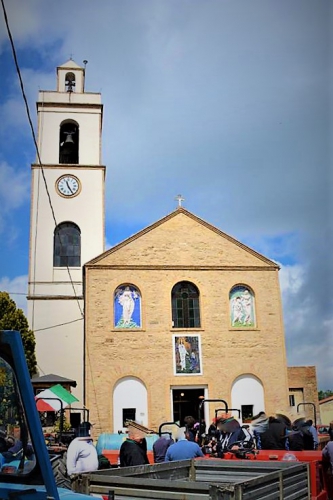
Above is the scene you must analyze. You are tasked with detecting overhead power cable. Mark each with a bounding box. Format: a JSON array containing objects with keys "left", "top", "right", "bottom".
[
  {"left": 1, "top": 289, "right": 83, "bottom": 331},
  {"left": 34, "top": 318, "right": 84, "bottom": 332},
  {"left": 4, "top": 291, "right": 82, "bottom": 297},
  {"left": 1, "top": 0, "right": 83, "bottom": 318}
]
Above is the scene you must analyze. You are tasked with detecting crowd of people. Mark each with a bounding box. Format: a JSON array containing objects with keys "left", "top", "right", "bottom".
[
  {"left": 2, "top": 413, "right": 332, "bottom": 493},
  {"left": 117, "top": 413, "right": 332, "bottom": 467},
  {"left": 62, "top": 414, "right": 333, "bottom": 478}
]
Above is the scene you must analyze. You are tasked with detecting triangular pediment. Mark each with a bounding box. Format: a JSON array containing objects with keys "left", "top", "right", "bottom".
[
  {"left": 86, "top": 209, "right": 278, "bottom": 269},
  {"left": 58, "top": 59, "right": 83, "bottom": 70}
]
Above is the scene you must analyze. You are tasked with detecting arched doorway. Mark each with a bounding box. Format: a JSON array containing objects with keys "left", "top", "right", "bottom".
[
  {"left": 113, "top": 377, "right": 148, "bottom": 432},
  {"left": 231, "top": 375, "right": 265, "bottom": 421}
]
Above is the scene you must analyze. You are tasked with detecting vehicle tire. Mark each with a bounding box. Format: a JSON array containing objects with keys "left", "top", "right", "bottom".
[{"left": 51, "top": 452, "right": 71, "bottom": 490}]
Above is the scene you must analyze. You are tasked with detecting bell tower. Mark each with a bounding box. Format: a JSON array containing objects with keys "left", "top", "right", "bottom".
[{"left": 28, "top": 60, "right": 105, "bottom": 402}]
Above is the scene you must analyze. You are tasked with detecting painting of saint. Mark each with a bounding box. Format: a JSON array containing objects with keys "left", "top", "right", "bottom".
[
  {"left": 114, "top": 285, "right": 141, "bottom": 328},
  {"left": 230, "top": 286, "right": 255, "bottom": 328},
  {"left": 173, "top": 335, "right": 202, "bottom": 375}
]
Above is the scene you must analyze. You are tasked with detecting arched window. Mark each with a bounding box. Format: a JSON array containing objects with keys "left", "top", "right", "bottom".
[
  {"left": 172, "top": 281, "right": 200, "bottom": 328},
  {"left": 230, "top": 285, "right": 256, "bottom": 328},
  {"left": 53, "top": 222, "right": 81, "bottom": 267},
  {"left": 59, "top": 121, "right": 79, "bottom": 164},
  {"left": 114, "top": 285, "right": 141, "bottom": 328},
  {"left": 65, "top": 72, "right": 76, "bottom": 92}
]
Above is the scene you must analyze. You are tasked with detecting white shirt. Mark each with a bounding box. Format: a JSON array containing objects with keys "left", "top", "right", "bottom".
[{"left": 66, "top": 437, "right": 99, "bottom": 475}]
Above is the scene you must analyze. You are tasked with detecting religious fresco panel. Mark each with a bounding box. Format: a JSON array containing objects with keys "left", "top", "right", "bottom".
[
  {"left": 173, "top": 335, "right": 202, "bottom": 375},
  {"left": 229, "top": 285, "right": 256, "bottom": 328},
  {"left": 114, "top": 285, "right": 141, "bottom": 328}
]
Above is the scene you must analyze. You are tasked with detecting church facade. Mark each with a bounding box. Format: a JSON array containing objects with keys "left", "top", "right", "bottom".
[{"left": 84, "top": 209, "right": 291, "bottom": 433}]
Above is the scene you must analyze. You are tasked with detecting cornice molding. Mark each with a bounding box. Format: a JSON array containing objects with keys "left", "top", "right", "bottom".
[
  {"left": 37, "top": 102, "right": 103, "bottom": 110},
  {"left": 31, "top": 164, "right": 106, "bottom": 171},
  {"left": 85, "top": 265, "right": 278, "bottom": 271},
  {"left": 27, "top": 295, "right": 83, "bottom": 300}
]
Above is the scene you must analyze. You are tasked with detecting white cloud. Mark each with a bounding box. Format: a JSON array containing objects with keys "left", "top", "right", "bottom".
[
  {"left": 0, "top": 97, "right": 27, "bottom": 130},
  {"left": 0, "top": 1, "right": 68, "bottom": 55},
  {"left": 278, "top": 261, "right": 332, "bottom": 390},
  {"left": 279, "top": 264, "right": 305, "bottom": 296},
  {"left": 0, "top": 67, "right": 57, "bottom": 141},
  {"left": 0, "top": 161, "right": 29, "bottom": 210},
  {"left": 0, "top": 275, "right": 28, "bottom": 315},
  {"left": 0, "top": 161, "right": 30, "bottom": 234}
]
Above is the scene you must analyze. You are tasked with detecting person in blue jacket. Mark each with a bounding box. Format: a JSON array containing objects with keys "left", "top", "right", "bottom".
[{"left": 165, "top": 428, "right": 204, "bottom": 461}]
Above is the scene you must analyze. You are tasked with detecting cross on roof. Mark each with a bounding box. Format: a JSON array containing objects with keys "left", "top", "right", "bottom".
[{"left": 175, "top": 194, "right": 185, "bottom": 208}]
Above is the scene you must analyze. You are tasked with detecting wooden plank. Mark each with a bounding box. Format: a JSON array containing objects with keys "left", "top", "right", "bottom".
[{"left": 71, "top": 459, "right": 311, "bottom": 500}]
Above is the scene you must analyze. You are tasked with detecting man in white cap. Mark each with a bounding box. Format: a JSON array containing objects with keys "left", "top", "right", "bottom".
[{"left": 66, "top": 424, "right": 98, "bottom": 475}]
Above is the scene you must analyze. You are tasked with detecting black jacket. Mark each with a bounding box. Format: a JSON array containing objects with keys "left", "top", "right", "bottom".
[
  {"left": 289, "top": 430, "right": 314, "bottom": 451},
  {"left": 260, "top": 420, "right": 287, "bottom": 450},
  {"left": 119, "top": 439, "right": 149, "bottom": 467}
]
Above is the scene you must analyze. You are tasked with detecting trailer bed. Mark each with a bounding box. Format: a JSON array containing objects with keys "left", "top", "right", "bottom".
[{"left": 72, "top": 459, "right": 310, "bottom": 499}]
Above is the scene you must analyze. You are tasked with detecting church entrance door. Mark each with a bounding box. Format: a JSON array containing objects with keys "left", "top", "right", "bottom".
[{"left": 172, "top": 388, "right": 205, "bottom": 425}]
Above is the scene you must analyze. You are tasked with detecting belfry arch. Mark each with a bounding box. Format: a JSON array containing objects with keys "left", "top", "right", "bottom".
[{"left": 59, "top": 120, "right": 79, "bottom": 164}]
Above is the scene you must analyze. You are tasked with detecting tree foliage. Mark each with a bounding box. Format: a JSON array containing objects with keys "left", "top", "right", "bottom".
[
  {"left": 0, "top": 291, "right": 37, "bottom": 376},
  {"left": 318, "top": 390, "right": 333, "bottom": 401}
]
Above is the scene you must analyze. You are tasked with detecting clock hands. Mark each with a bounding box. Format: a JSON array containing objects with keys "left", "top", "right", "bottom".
[{"left": 66, "top": 180, "right": 74, "bottom": 195}]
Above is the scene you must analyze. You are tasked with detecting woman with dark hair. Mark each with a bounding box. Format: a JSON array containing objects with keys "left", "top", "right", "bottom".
[{"left": 184, "top": 416, "right": 197, "bottom": 442}]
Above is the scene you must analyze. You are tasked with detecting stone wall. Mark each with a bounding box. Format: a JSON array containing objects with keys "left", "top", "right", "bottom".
[
  {"left": 84, "top": 210, "right": 290, "bottom": 434},
  {"left": 287, "top": 366, "right": 319, "bottom": 423},
  {"left": 319, "top": 397, "right": 333, "bottom": 425}
]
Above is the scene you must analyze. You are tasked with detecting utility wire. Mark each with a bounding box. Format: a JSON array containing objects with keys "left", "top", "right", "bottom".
[
  {"left": 1, "top": 0, "right": 84, "bottom": 318},
  {"left": 34, "top": 318, "right": 83, "bottom": 332},
  {"left": 1, "top": 290, "right": 83, "bottom": 333},
  {"left": 4, "top": 291, "right": 82, "bottom": 297}
]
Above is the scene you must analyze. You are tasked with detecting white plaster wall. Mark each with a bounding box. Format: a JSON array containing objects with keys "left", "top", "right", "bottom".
[
  {"left": 28, "top": 72, "right": 105, "bottom": 405},
  {"left": 113, "top": 378, "right": 148, "bottom": 432},
  {"left": 32, "top": 299, "right": 84, "bottom": 403},
  {"left": 29, "top": 167, "right": 104, "bottom": 283},
  {"left": 37, "top": 108, "right": 101, "bottom": 165},
  {"left": 39, "top": 92, "right": 101, "bottom": 105},
  {"left": 231, "top": 375, "right": 265, "bottom": 419},
  {"left": 28, "top": 166, "right": 104, "bottom": 403}
]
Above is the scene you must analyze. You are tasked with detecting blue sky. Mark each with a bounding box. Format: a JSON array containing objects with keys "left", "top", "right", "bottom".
[{"left": 0, "top": 0, "right": 332, "bottom": 389}]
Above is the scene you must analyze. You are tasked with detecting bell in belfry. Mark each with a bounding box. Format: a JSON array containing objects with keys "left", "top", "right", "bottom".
[
  {"left": 64, "top": 131, "right": 75, "bottom": 144},
  {"left": 65, "top": 72, "right": 76, "bottom": 92},
  {"left": 60, "top": 131, "right": 77, "bottom": 164}
]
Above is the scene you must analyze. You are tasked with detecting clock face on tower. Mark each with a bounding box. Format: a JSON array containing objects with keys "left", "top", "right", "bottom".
[{"left": 56, "top": 175, "right": 81, "bottom": 197}]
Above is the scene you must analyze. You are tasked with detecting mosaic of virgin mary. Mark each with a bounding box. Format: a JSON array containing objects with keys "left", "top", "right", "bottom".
[{"left": 114, "top": 285, "right": 141, "bottom": 328}]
